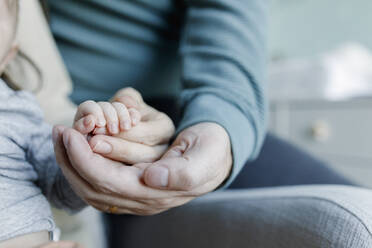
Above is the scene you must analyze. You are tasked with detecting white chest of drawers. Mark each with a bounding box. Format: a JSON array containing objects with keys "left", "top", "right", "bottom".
[{"left": 270, "top": 99, "right": 372, "bottom": 187}]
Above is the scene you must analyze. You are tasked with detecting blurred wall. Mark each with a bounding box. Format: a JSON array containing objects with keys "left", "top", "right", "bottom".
[{"left": 269, "top": 0, "right": 372, "bottom": 59}]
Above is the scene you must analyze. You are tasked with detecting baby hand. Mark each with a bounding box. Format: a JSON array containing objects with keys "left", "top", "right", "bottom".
[{"left": 73, "top": 98, "right": 141, "bottom": 136}]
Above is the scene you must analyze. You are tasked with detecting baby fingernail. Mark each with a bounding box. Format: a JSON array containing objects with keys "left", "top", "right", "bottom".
[
  {"left": 93, "top": 141, "right": 112, "bottom": 154},
  {"left": 110, "top": 123, "right": 119, "bottom": 134},
  {"left": 124, "top": 121, "right": 131, "bottom": 130}
]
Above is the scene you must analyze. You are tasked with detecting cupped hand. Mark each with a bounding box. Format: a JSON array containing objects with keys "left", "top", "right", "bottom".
[
  {"left": 87, "top": 87, "right": 175, "bottom": 164},
  {"left": 53, "top": 122, "right": 232, "bottom": 215}
]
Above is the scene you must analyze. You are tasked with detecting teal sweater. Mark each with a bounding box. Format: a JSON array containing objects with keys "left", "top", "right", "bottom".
[{"left": 49, "top": 0, "right": 268, "bottom": 187}]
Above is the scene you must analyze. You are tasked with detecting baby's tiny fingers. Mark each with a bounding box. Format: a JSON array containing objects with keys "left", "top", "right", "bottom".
[
  {"left": 128, "top": 108, "right": 141, "bottom": 126},
  {"left": 112, "top": 102, "right": 132, "bottom": 131},
  {"left": 75, "top": 100, "right": 106, "bottom": 127},
  {"left": 98, "top": 102, "right": 119, "bottom": 135},
  {"left": 74, "top": 115, "right": 96, "bottom": 134},
  {"left": 93, "top": 126, "right": 108, "bottom": 135}
]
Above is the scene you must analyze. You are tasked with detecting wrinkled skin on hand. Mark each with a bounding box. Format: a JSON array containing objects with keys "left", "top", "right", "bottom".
[{"left": 53, "top": 121, "right": 233, "bottom": 216}]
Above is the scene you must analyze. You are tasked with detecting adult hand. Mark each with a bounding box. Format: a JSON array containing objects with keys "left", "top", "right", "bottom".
[
  {"left": 143, "top": 122, "right": 233, "bottom": 193},
  {"left": 53, "top": 122, "right": 232, "bottom": 215},
  {"left": 37, "top": 241, "right": 83, "bottom": 248},
  {"left": 88, "top": 87, "right": 175, "bottom": 164}
]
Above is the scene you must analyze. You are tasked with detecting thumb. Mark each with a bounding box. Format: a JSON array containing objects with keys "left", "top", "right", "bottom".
[
  {"left": 61, "top": 128, "right": 112, "bottom": 183},
  {"left": 143, "top": 139, "right": 209, "bottom": 191}
]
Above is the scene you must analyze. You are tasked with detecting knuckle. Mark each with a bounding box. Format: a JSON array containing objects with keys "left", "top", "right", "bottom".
[
  {"left": 112, "top": 101, "right": 121, "bottom": 107},
  {"left": 116, "top": 145, "right": 131, "bottom": 160},
  {"left": 167, "top": 118, "right": 176, "bottom": 132},
  {"left": 116, "top": 87, "right": 133, "bottom": 96},
  {"left": 98, "top": 101, "right": 109, "bottom": 109},
  {"left": 156, "top": 112, "right": 167, "bottom": 121},
  {"left": 122, "top": 87, "right": 138, "bottom": 96},
  {"left": 158, "top": 113, "right": 175, "bottom": 136}
]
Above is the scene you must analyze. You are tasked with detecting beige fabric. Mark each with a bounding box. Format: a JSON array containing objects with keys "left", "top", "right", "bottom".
[
  {"left": 13, "top": 2, "right": 106, "bottom": 248},
  {"left": 17, "top": 0, "right": 76, "bottom": 126},
  {"left": 0, "top": 231, "right": 49, "bottom": 248}
]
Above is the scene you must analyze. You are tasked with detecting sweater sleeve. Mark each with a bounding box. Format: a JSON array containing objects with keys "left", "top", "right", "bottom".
[
  {"left": 0, "top": 81, "right": 85, "bottom": 240},
  {"left": 176, "top": 0, "right": 269, "bottom": 188},
  {"left": 0, "top": 82, "right": 85, "bottom": 212},
  {"left": 28, "top": 121, "right": 86, "bottom": 213}
]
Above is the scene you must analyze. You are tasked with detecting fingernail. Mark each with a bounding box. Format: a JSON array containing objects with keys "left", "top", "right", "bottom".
[
  {"left": 124, "top": 121, "right": 131, "bottom": 130},
  {"left": 147, "top": 166, "right": 169, "bottom": 187},
  {"left": 93, "top": 141, "right": 112, "bottom": 154},
  {"left": 110, "top": 123, "right": 119, "bottom": 134}
]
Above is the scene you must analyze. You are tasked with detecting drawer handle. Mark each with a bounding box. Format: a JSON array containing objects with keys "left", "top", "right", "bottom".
[{"left": 311, "top": 121, "right": 331, "bottom": 142}]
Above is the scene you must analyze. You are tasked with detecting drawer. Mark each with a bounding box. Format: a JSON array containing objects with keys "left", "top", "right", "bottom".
[{"left": 288, "top": 107, "right": 372, "bottom": 159}]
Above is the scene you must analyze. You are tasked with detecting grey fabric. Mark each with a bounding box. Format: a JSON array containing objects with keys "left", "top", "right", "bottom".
[
  {"left": 107, "top": 185, "right": 372, "bottom": 248},
  {"left": 0, "top": 80, "right": 85, "bottom": 241}
]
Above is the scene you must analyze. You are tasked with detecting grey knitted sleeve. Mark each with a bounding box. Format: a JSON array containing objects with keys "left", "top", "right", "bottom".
[{"left": 0, "top": 80, "right": 85, "bottom": 241}]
